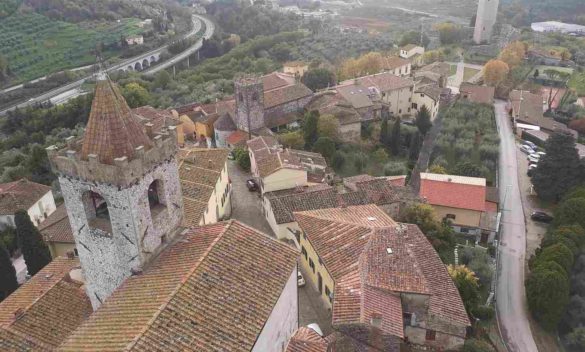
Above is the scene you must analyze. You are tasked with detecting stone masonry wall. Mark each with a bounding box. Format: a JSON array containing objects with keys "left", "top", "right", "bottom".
[
  {"left": 60, "top": 157, "right": 183, "bottom": 309},
  {"left": 264, "top": 95, "right": 313, "bottom": 126}
]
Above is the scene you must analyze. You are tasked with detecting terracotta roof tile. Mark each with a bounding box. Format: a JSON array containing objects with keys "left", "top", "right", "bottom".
[
  {"left": 460, "top": 83, "right": 495, "bottom": 105},
  {"left": 382, "top": 56, "right": 411, "bottom": 71},
  {"left": 285, "top": 327, "right": 328, "bottom": 352},
  {"left": 39, "top": 204, "right": 74, "bottom": 244},
  {"left": 132, "top": 106, "right": 179, "bottom": 133},
  {"left": 178, "top": 148, "right": 229, "bottom": 225},
  {"left": 213, "top": 112, "right": 237, "bottom": 131},
  {"left": 0, "top": 327, "right": 48, "bottom": 351},
  {"left": 226, "top": 130, "right": 250, "bottom": 146},
  {"left": 264, "top": 84, "right": 313, "bottom": 109},
  {"left": 262, "top": 72, "right": 296, "bottom": 91},
  {"left": 81, "top": 79, "right": 153, "bottom": 164},
  {"left": 60, "top": 221, "right": 298, "bottom": 351},
  {"left": 419, "top": 175, "right": 486, "bottom": 212},
  {"left": 0, "top": 179, "right": 52, "bottom": 216}
]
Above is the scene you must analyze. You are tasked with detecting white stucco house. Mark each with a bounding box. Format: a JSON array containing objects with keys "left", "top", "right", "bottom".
[{"left": 0, "top": 179, "right": 57, "bottom": 229}]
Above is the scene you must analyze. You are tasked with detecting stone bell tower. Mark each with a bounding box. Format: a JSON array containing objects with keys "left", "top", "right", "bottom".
[
  {"left": 47, "top": 74, "right": 183, "bottom": 309},
  {"left": 234, "top": 76, "right": 265, "bottom": 132}
]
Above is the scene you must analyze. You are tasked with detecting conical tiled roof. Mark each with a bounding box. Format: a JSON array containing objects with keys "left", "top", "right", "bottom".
[{"left": 81, "top": 77, "right": 153, "bottom": 164}]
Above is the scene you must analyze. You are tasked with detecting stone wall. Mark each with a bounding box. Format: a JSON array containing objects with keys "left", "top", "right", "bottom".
[
  {"left": 59, "top": 157, "right": 183, "bottom": 309},
  {"left": 235, "top": 79, "right": 265, "bottom": 132},
  {"left": 264, "top": 95, "right": 313, "bottom": 127}
]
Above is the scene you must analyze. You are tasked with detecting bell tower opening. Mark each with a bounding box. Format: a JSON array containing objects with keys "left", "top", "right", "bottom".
[
  {"left": 82, "top": 191, "right": 112, "bottom": 235},
  {"left": 148, "top": 179, "right": 167, "bottom": 220}
]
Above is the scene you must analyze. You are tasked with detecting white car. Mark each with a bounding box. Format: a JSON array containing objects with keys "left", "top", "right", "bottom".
[
  {"left": 524, "top": 141, "right": 537, "bottom": 150},
  {"left": 536, "top": 151, "right": 546, "bottom": 157},
  {"left": 520, "top": 145, "right": 534, "bottom": 154},
  {"left": 297, "top": 270, "right": 305, "bottom": 287},
  {"left": 528, "top": 164, "right": 538, "bottom": 170},
  {"left": 528, "top": 155, "right": 540, "bottom": 164}
]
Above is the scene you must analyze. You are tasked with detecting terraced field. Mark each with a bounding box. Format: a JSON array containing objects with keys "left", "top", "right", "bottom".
[{"left": 0, "top": 12, "right": 143, "bottom": 82}]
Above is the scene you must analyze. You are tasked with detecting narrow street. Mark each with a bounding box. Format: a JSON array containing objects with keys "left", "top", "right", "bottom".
[{"left": 494, "top": 100, "right": 538, "bottom": 352}]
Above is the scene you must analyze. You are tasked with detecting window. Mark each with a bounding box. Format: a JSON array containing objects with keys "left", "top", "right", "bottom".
[
  {"left": 325, "top": 285, "right": 332, "bottom": 302},
  {"left": 82, "top": 191, "right": 112, "bottom": 234},
  {"left": 408, "top": 108, "right": 411, "bottom": 112},
  {"left": 301, "top": 246, "right": 308, "bottom": 260},
  {"left": 412, "top": 103, "right": 418, "bottom": 109},
  {"left": 403, "top": 312, "right": 412, "bottom": 326},
  {"left": 74, "top": 248, "right": 79, "bottom": 257},
  {"left": 408, "top": 97, "right": 411, "bottom": 102},
  {"left": 420, "top": 93, "right": 425, "bottom": 97},
  {"left": 238, "top": 93, "right": 243, "bottom": 102},
  {"left": 426, "top": 330, "right": 436, "bottom": 341},
  {"left": 309, "top": 258, "right": 315, "bottom": 273},
  {"left": 446, "top": 214, "right": 456, "bottom": 220},
  {"left": 148, "top": 180, "right": 167, "bottom": 220},
  {"left": 399, "top": 109, "right": 402, "bottom": 114},
  {"left": 460, "top": 227, "right": 470, "bottom": 234},
  {"left": 252, "top": 92, "right": 259, "bottom": 102}
]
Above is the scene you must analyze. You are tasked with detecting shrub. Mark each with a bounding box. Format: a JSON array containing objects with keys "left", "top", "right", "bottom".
[
  {"left": 472, "top": 305, "right": 495, "bottom": 321},
  {"left": 526, "top": 261, "right": 570, "bottom": 331},
  {"left": 383, "top": 161, "right": 407, "bottom": 176},
  {"left": 532, "top": 243, "right": 574, "bottom": 274},
  {"left": 462, "top": 338, "right": 492, "bottom": 352}
]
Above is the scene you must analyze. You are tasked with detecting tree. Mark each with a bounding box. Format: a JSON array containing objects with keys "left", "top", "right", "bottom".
[
  {"left": 483, "top": 59, "right": 509, "bottom": 86},
  {"left": 434, "top": 23, "right": 463, "bottom": 45},
  {"left": 560, "top": 48, "right": 572, "bottom": 61},
  {"left": 302, "top": 68, "right": 336, "bottom": 91},
  {"left": 313, "top": 137, "right": 336, "bottom": 160},
  {"left": 372, "top": 149, "right": 389, "bottom": 164},
  {"left": 532, "top": 243, "right": 574, "bottom": 274},
  {"left": 499, "top": 41, "right": 526, "bottom": 68},
  {"left": 331, "top": 152, "right": 345, "bottom": 170},
  {"left": 533, "top": 69, "right": 540, "bottom": 78},
  {"left": 554, "top": 198, "right": 585, "bottom": 230},
  {"left": 566, "top": 327, "right": 585, "bottom": 351},
  {"left": 279, "top": 131, "right": 304, "bottom": 149},
  {"left": 303, "top": 110, "right": 319, "bottom": 148},
  {"left": 0, "top": 54, "right": 9, "bottom": 82},
  {"left": 399, "top": 31, "right": 430, "bottom": 47},
  {"left": 408, "top": 130, "right": 421, "bottom": 161},
  {"left": 526, "top": 262, "right": 570, "bottom": 331},
  {"left": 429, "top": 165, "right": 447, "bottom": 174},
  {"left": 415, "top": 105, "right": 432, "bottom": 136},
  {"left": 317, "top": 114, "right": 340, "bottom": 141},
  {"left": 462, "top": 339, "right": 492, "bottom": 352},
  {"left": 153, "top": 70, "right": 171, "bottom": 89},
  {"left": 0, "top": 243, "right": 17, "bottom": 301},
  {"left": 233, "top": 147, "right": 250, "bottom": 172},
  {"left": 533, "top": 132, "right": 584, "bottom": 201},
  {"left": 390, "top": 117, "right": 401, "bottom": 156},
  {"left": 15, "top": 210, "right": 51, "bottom": 276},
  {"left": 448, "top": 265, "right": 480, "bottom": 314},
  {"left": 453, "top": 161, "right": 482, "bottom": 177},
  {"left": 379, "top": 116, "right": 389, "bottom": 147},
  {"left": 122, "top": 83, "right": 150, "bottom": 108}
]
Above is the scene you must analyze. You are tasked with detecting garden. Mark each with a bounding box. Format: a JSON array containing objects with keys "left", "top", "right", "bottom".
[{"left": 430, "top": 101, "right": 499, "bottom": 184}]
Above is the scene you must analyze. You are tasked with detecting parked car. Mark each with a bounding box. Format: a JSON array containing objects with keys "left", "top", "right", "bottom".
[
  {"left": 246, "top": 179, "right": 258, "bottom": 192},
  {"left": 536, "top": 151, "right": 546, "bottom": 157},
  {"left": 307, "top": 324, "right": 323, "bottom": 337},
  {"left": 528, "top": 155, "right": 540, "bottom": 164},
  {"left": 520, "top": 145, "right": 535, "bottom": 154},
  {"left": 527, "top": 164, "right": 538, "bottom": 177},
  {"left": 523, "top": 141, "right": 537, "bottom": 150},
  {"left": 531, "top": 211, "right": 553, "bottom": 223},
  {"left": 297, "top": 271, "right": 305, "bottom": 287}
]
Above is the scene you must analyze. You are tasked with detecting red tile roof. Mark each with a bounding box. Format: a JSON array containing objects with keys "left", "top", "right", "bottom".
[
  {"left": 0, "top": 179, "right": 52, "bottom": 216},
  {"left": 419, "top": 177, "right": 486, "bottom": 212},
  {"left": 39, "top": 204, "right": 74, "bottom": 244},
  {"left": 285, "top": 327, "right": 328, "bottom": 352},
  {"left": 81, "top": 78, "right": 153, "bottom": 164},
  {"left": 60, "top": 221, "right": 298, "bottom": 351},
  {"left": 226, "top": 130, "right": 250, "bottom": 146}
]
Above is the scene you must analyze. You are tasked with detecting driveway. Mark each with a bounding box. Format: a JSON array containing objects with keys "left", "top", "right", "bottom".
[
  {"left": 227, "top": 160, "right": 274, "bottom": 237},
  {"left": 494, "top": 100, "right": 538, "bottom": 352}
]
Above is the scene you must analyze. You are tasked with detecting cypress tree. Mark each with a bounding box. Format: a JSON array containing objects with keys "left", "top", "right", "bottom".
[
  {"left": 15, "top": 210, "right": 51, "bottom": 276},
  {"left": 390, "top": 117, "right": 401, "bottom": 156},
  {"left": 380, "top": 117, "right": 389, "bottom": 147},
  {"left": 416, "top": 105, "right": 433, "bottom": 136},
  {"left": 409, "top": 130, "right": 421, "bottom": 161},
  {"left": 0, "top": 243, "right": 18, "bottom": 301},
  {"left": 303, "top": 110, "right": 320, "bottom": 148}
]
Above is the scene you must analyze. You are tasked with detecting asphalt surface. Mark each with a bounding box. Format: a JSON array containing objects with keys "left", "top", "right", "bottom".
[
  {"left": 494, "top": 100, "right": 538, "bottom": 352},
  {"left": 0, "top": 14, "right": 214, "bottom": 115}
]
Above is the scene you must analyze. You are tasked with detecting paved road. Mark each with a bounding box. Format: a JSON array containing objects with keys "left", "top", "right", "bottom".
[
  {"left": 494, "top": 100, "right": 538, "bottom": 352},
  {"left": 0, "top": 15, "right": 213, "bottom": 115}
]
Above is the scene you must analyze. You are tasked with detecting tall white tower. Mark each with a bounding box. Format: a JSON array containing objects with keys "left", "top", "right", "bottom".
[{"left": 474, "top": 0, "right": 500, "bottom": 44}]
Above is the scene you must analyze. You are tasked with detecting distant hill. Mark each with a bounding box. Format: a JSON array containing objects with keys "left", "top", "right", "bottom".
[
  {"left": 22, "top": 0, "right": 169, "bottom": 23},
  {"left": 512, "top": 0, "right": 585, "bottom": 24}
]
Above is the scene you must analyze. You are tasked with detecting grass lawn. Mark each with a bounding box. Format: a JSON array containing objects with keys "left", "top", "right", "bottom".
[
  {"left": 569, "top": 71, "right": 585, "bottom": 96},
  {"left": 463, "top": 67, "right": 480, "bottom": 82},
  {"left": 0, "top": 12, "right": 144, "bottom": 83}
]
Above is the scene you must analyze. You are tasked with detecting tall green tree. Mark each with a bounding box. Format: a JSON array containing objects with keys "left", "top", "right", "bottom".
[
  {"left": 415, "top": 105, "right": 432, "bottom": 136},
  {"left": 122, "top": 83, "right": 150, "bottom": 108},
  {"left": 380, "top": 117, "right": 389, "bottom": 147},
  {"left": 390, "top": 117, "right": 401, "bottom": 156},
  {"left": 453, "top": 161, "right": 483, "bottom": 177},
  {"left": 409, "top": 130, "right": 421, "bottom": 161},
  {"left": 301, "top": 68, "right": 336, "bottom": 91},
  {"left": 526, "top": 261, "right": 570, "bottom": 331},
  {"left": 554, "top": 198, "right": 585, "bottom": 230},
  {"left": 533, "top": 132, "right": 584, "bottom": 202},
  {"left": 0, "top": 243, "right": 17, "bottom": 301},
  {"left": 15, "top": 210, "right": 51, "bottom": 276},
  {"left": 303, "top": 110, "right": 320, "bottom": 148},
  {"left": 313, "top": 137, "right": 336, "bottom": 160}
]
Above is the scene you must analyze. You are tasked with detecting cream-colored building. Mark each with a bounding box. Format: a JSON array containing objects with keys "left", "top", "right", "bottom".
[
  {"left": 382, "top": 56, "right": 412, "bottom": 77},
  {"left": 283, "top": 61, "right": 309, "bottom": 78},
  {"left": 412, "top": 84, "right": 442, "bottom": 121},
  {"left": 400, "top": 44, "right": 425, "bottom": 66},
  {"left": 0, "top": 179, "right": 57, "bottom": 229},
  {"left": 294, "top": 204, "right": 470, "bottom": 351},
  {"left": 39, "top": 204, "right": 76, "bottom": 258},
  {"left": 419, "top": 173, "right": 487, "bottom": 235},
  {"left": 178, "top": 148, "right": 232, "bottom": 226}
]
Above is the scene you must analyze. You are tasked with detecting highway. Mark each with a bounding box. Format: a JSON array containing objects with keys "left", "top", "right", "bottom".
[{"left": 0, "top": 14, "right": 214, "bottom": 115}]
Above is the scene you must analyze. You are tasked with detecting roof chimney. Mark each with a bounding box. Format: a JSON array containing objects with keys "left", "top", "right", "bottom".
[{"left": 208, "top": 159, "right": 213, "bottom": 169}]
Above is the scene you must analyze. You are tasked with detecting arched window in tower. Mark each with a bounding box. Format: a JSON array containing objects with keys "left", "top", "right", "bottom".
[
  {"left": 238, "top": 93, "right": 244, "bottom": 102},
  {"left": 82, "top": 191, "right": 112, "bottom": 235},
  {"left": 252, "top": 92, "right": 259, "bottom": 102},
  {"left": 148, "top": 179, "right": 167, "bottom": 221}
]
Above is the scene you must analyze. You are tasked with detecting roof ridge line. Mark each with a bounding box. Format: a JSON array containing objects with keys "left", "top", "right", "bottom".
[{"left": 124, "top": 221, "right": 233, "bottom": 351}]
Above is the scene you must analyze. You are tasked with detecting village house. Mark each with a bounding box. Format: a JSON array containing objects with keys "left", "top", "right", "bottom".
[
  {"left": 412, "top": 83, "right": 443, "bottom": 121},
  {"left": 419, "top": 173, "right": 499, "bottom": 241},
  {"left": 0, "top": 179, "right": 57, "bottom": 229},
  {"left": 294, "top": 204, "right": 470, "bottom": 351},
  {"left": 0, "top": 74, "right": 301, "bottom": 351},
  {"left": 415, "top": 62, "right": 452, "bottom": 88},
  {"left": 460, "top": 83, "right": 496, "bottom": 105},
  {"left": 305, "top": 91, "right": 364, "bottom": 143},
  {"left": 400, "top": 44, "right": 425, "bottom": 66},
  {"left": 382, "top": 56, "right": 412, "bottom": 77},
  {"left": 178, "top": 148, "right": 231, "bottom": 226},
  {"left": 509, "top": 90, "right": 571, "bottom": 133},
  {"left": 125, "top": 35, "right": 144, "bottom": 45},
  {"left": 283, "top": 61, "right": 310, "bottom": 78},
  {"left": 39, "top": 204, "right": 76, "bottom": 258},
  {"left": 133, "top": 106, "right": 187, "bottom": 146}
]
